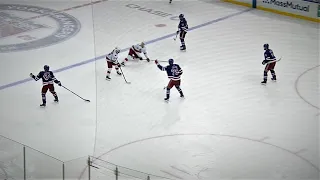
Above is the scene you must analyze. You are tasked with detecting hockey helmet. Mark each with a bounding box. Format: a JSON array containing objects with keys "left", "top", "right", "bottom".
[
  {"left": 168, "top": 59, "right": 174, "bottom": 65},
  {"left": 179, "top": 14, "right": 184, "bottom": 20},
  {"left": 44, "top": 65, "right": 49, "bottom": 71},
  {"left": 263, "top": 44, "right": 269, "bottom": 50},
  {"left": 114, "top": 47, "right": 121, "bottom": 53}
]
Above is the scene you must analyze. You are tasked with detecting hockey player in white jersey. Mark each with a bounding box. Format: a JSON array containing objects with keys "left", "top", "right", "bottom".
[
  {"left": 121, "top": 42, "right": 150, "bottom": 66},
  {"left": 105, "top": 47, "right": 122, "bottom": 80}
]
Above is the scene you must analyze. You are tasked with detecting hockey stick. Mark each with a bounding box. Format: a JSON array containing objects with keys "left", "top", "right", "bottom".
[
  {"left": 173, "top": 31, "right": 178, "bottom": 41},
  {"left": 118, "top": 65, "right": 131, "bottom": 84},
  {"left": 265, "top": 57, "right": 282, "bottom": 64},
  {"left": 61, "top": 85, "right": 90, "bottom": 102},
  {"left": 149, "top": 59, "right": 168, "bottom": 63}
]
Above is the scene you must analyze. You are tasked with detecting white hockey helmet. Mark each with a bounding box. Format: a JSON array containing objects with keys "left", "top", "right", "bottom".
[{"left": 114, "top": 47, "right": 121, "bottom": 53}]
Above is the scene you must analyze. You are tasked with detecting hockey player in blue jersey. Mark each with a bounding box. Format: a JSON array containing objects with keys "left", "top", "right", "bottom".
[
  {"left": 155, "top": 59, "right": 184, "bottom": 101},
  {"left": 30, "top": 65, "right": 61, "bottom": 107},
  {"left": 177, "top": 14, "right": 188, "bottom": 51},
  {"left": 261, "top": 43, "right": 277, "bottom": 85}
]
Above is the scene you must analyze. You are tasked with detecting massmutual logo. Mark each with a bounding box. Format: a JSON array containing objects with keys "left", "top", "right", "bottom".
[
  {"left": 0, "top": 4, "right": 81, "bottom": 53},
  {"left": 262, "top": 0, "right": 310, "bottom": 12}
]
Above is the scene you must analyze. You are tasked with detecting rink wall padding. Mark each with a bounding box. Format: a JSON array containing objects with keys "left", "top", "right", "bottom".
[{"left": 222, "top": 0, "right": 320, "bottom": 23}]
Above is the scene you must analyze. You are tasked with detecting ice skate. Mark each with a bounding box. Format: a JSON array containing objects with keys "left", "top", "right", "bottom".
[{"left": 164, "top": 94, "right": 170, "bottom": 101}]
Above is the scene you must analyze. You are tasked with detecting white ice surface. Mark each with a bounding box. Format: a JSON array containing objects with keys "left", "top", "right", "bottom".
[{"left": 0, "top": 0, "right": 319, "bottom": 179}]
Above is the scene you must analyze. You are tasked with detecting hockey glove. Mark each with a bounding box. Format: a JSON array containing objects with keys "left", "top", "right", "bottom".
[
  {"left": 262, "top": 60, "right": 267, "bottom": 65},
  {"left": 29, "top": 73, "right": 38, "bottom": 80},
  {"left": 54, "top": 80, "right": 62, "bottom": 86}
]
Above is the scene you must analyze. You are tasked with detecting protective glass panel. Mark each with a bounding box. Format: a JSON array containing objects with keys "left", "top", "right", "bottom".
[
  {"left": 25, "top": 147, "right": 63, "bottom": 180},
  {"left": 0, "top": 136, "right": 24, "bottom": 180}
]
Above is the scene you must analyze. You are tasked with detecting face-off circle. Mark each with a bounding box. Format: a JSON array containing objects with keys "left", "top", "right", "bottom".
[
  {"left": 0, "top": 4, "right": 81, "bottom": 53},
  {"left": 92, "top": 134, "right": 319, "bottom": 179}
]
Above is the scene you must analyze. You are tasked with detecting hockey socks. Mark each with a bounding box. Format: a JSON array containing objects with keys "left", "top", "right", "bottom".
[
  {"left": 270, "top": 69, "right": 277, "bottom": 81},
  {"left": 41, "top": 93, "right": 46, "bottom": 106},
  {"left": 54, "top": 96, "right": 59, "bottom": 102},
  {"left": 180, "top": 39, "right": 186, "bottom": 50},
  {"left": 164, "top": 87, "right": 184, "bottom": 100},
  {"left": 52, "top": 91, "right": 58, "bottom": 101},
  {"left": 261, "top": 71, "right": 277, "bottom": 84},
  {"left": 164, "top": 88, "right": 170, "bottom": 101},
  {"left": 176, "top": 86, "right": 184, "bottom": 97},
  {"left": 106, "top": 68, "right": 122, "bottom": 80}
]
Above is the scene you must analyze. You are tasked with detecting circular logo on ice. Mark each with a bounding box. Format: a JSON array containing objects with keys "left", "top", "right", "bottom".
[{"left": 0, "top": 4, "right": 81, "bottom": 53}]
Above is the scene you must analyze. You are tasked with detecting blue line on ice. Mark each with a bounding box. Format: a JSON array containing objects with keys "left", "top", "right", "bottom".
[{"left": 0, "top": 9, "right": 251, "bottom": 91}]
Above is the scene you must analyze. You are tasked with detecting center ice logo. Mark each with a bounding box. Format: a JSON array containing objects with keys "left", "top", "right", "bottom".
[{"left": 0, "top": 4, "right": 81, "bottom": 53}]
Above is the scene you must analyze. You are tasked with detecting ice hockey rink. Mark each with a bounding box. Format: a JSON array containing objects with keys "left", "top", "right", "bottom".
[{"left": 0, "top": 0, "right": 319, "bottom": 179}]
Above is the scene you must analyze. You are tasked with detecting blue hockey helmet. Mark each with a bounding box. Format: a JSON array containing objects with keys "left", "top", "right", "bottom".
[
  {"left": 168, "top": 59, "right": 174, "bottom": 65},
  {"left": 263, "top": 44, "right": 269, "bottom": 50},
  {"left": 44, "top": 65, "right": 49, "bottom": 71},
  {"left": 179, "top": 14, "right": 184, "bottom": 20}
]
